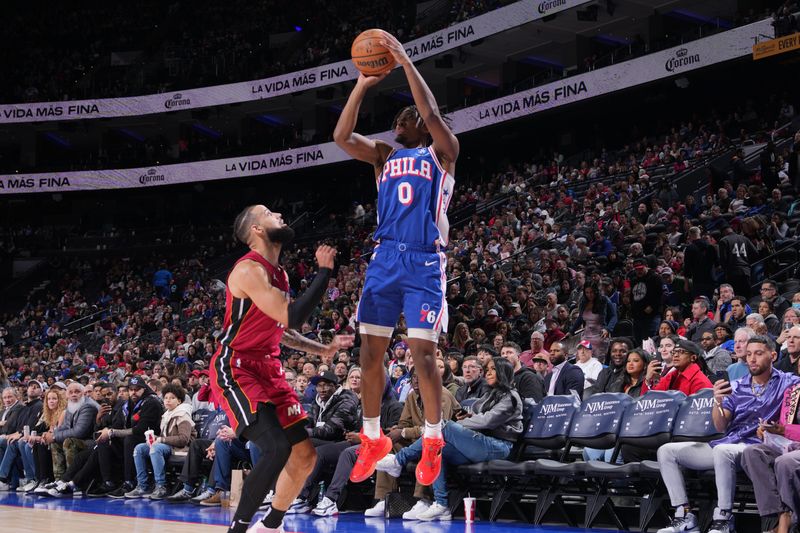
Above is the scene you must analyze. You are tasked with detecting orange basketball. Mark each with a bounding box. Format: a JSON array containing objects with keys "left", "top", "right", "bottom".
[{"left": 351, "top": 29, "right": 396, "bottom": 76}]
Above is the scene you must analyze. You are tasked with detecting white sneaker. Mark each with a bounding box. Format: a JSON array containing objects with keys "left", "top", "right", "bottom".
[
  {"left": 285, "top": 498, "right": 310, "bottom": 514},
  {"left": 364, "top": 499, "right": 385, "bottom": 517},
  {"left": 246, "top": 520, "right": 284, "bottom": 533},
  {"left": 708, "top": 508, "right": 735, "bottom": 533},
  {"left": 375, "top": 454, "right": 402, "bottom": 477},
  {"left": 403, "top": 500, "right": 431, "bottom": 520},
  {"left": 20, "top": 480, "right": 38, "bottom": 493},
  {"left": 416, "top": 502, "right": 452, "bottom": 522},
  {"left": 657, "top": 508, "right": 700, "bottom": 533},
  {"left": 312, "top": 496, "right": 338, "bottom": 517},
  {"left": 0, "top": 481, "right": 11, "bottom": 492}
]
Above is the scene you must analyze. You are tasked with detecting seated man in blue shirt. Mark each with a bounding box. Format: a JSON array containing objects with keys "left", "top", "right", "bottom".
[{"left": 656, "top": 336, "right": 800, "bottom": 533}]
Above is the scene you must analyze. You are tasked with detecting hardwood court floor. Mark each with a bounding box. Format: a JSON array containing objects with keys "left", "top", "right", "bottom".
[{"left": 0, "top": 491, "right": 622, "bottom": 533}]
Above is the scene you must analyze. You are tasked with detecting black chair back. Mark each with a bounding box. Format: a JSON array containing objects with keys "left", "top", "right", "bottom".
[
  {"left": 673, "top": 388, "right": 723, "bottom": 442},
  {"left": 569, "top": 392, "right": 633, "bottom": 449},
  {"left": 619, "top": 390, "right": 685, "bottom": 449},
  {"left": 524, "top": 395, "right": 580, "bottom": 449}
]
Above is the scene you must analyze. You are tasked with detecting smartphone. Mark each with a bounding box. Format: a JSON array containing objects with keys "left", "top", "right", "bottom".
[{"left": 714, "top": 370, "right": 730, "bottom": 383}]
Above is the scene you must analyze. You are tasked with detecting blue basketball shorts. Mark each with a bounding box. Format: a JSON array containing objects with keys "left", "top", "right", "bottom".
[{"left": 356, "top": 240, "right": 448, "bottom": 340}]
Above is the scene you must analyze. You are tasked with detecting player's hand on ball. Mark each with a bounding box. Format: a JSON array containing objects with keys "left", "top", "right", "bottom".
[
  {"left": 315, "top": 245, "right": 337, "bottom": 269},
  {"left": 379, "top": 31, "right": 410, "bottom": 65},
  {"left": 356, "top": 72, "right": 388, "bottom": 88}
]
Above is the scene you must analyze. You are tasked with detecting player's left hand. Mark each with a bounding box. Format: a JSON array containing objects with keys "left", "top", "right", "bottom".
[
  {"left": 323, "top": 335, "right": 355, "bottom": 356},
  {"left": 379, "top": 31, "right": 411, "bottom": 66}
]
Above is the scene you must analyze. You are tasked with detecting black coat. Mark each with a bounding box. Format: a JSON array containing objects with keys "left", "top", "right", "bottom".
[
  {"left": 308, "top": 388, "right": 359, "bottom": 441},
  {"left": 0, "top": 402, "right": 24, "bottom": 436},
  {"left": 456, "top": 377, "right": 490, "bottom": 403},
  {"left": 514, "top": 367, "right": 544, "bottom": 402}
]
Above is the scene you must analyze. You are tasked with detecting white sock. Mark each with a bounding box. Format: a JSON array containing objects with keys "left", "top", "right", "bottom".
[
  {"left": 423, "top": 420, "right": 442, "bottom": 439},
  {"left": 362, "top": 416, "right": 381, "bottom": 439}
]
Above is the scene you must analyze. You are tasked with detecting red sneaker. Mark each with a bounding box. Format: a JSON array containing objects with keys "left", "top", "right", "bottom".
[
  {"left": 349, "top": 432, "right": 393, "bottom": 483},
  {"left": 415, "top": 436, "right": 445, "bottom": 486}
]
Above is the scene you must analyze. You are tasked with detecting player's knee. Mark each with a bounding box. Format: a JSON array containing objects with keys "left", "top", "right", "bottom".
[{"left": 290, "top": 443, "right": 316, "bottom": 475}]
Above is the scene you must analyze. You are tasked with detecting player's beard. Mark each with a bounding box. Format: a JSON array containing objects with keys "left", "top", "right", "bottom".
[
  {"left": 394, "top": 133, "right": 408, "bottom": 145},
  {"left": 266, "top": 224, "right": 295, "bottom": 245}
]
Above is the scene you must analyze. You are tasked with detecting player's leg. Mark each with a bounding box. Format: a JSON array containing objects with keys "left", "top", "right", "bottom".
[
  {"left": 404, "top": 250, "right": 448, "bottom": 486},
  {"left": 350, "top": 248, "right": 401, "bottom": 482},
  {"left": 228, "top": 403, "right": 292, "bottom": 533}
]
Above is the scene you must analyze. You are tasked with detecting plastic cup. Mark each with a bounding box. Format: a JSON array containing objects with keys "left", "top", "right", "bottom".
[
  {"left": 220, "top": 490, "right": 231, "bottom": 508},
  {"left": 463, "top": 496, "right": 476, "bottom": 523},
  {"left": 145, "top": 429, "right": 156, "bottom": 446}
]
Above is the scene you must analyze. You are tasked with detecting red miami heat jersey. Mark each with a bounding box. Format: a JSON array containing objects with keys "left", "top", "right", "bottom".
[{"left": 218, "top": 250, "right": 289, "bottom": 357}]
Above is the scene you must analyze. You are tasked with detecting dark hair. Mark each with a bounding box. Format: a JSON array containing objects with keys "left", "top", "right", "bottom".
[
  {"left": 622, "top": 349, "right": 650, "bottom": 391},
  {"left": 501, "top": 341, "right": 522, "bottom": 355},
  {"left": 582, "top": 281, "right": 603, "bottom": 314},
  {"left": 161, "top": 383, "right": 186, "bottom": 403},
  {"left": 477, "top": 345, "right": 498, "bottom": 357},
  {"left": 762, "top": 279, "right": 777, "bottom": 290},
  {"left": 730, "top": 295, "right": 747, "bottom": 307},
  {"left": 610, "top": 337, "right": 633, "bottom": 352},
  {"left": 479, "top": 357, "right": 517, "bottom": 413},
  {"left": 233, "top": 205, "right": 258, "bottom": 244},
  {"left": 747, "top": 335, "right": 776, "bottom": 352}
]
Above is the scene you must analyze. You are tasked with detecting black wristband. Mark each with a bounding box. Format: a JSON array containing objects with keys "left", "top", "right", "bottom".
[{"left": 287, "top": 267, "right": 332, "bottom": 329}]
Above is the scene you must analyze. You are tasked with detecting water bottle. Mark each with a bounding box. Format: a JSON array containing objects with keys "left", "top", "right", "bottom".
[{"left": 318, "top": 481, "right": 326, "bottom": 504}]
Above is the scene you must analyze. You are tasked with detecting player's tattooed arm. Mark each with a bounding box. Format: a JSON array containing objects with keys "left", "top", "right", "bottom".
[
  {"left": 280, "top": 329, "right": 330, "bottom": 356},
  {"left": 281, "top": 329, "right": 355, "bottom": 357}
]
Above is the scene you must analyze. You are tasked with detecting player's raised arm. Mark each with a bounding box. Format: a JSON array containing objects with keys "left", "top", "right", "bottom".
[
  {"left": 334, "top": 74, "right": 393, "bottom": 166},
  {"left": 380, "top": 31, "right": 459, "bottom": 164},
  {"left": 231, "top": 245, "right": 337, "bottom": 329}
]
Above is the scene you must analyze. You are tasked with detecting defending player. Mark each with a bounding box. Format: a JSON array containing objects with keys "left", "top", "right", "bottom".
[
  {"left": 212, "top": 205, "right": 352, "bottom": 533},
  {"left": 333, "top": 30, "right": 458, "bottom": 486}
]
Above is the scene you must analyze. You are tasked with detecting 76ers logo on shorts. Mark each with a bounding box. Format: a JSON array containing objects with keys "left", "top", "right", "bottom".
[{"left": 419, "top": 303, "right": 437, "bottom": 324}]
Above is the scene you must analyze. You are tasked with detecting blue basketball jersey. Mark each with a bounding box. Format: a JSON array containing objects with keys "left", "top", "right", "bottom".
[{"left": 373, "top": 146, "right": 455, "bottom": 246}]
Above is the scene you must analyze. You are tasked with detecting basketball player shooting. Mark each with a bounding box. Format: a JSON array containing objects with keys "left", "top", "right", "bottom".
[
  {"left": 211, "top": 205, "right": 353, "bottom": 533},
  {"left": 334, "top": 30, "right": 458, "bottom": 486}
]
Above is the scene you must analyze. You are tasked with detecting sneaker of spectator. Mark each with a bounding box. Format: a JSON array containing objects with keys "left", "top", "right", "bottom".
[
  {"left": 46, "top": 480, "right": 81, "bottom": 498},
  {"left": 198, "top": 489, "right": 223, "bottom": 506},
  {"left": 402, "top": 500, "right": 431, "bottom": 520},
  {"left": 415, "top": 501, "right": 452, "bottom": 522},
  {"left": 149, "top": 485, "right": 169, "bottom": 500},
  {"left": 123, "top": 484, "right": 152, "bottom": 499},
  {"left": 285, "top": 497, "right": 311, "bottom": 514},
  {"left": 311, "top": 496, "right": 338, "bottom": 516},
  {"left": 363, "top": 500, "right": 385, "bottom": 517},
  {"left": 166, "top": 486, "right": 195, "bottom": 503},
  {"left": 189, "top": 486, "right": 216, "bottom": 505}
]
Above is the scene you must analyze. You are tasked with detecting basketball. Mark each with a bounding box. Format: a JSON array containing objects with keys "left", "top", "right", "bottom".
[{"left": 351, "top": 29, "right": 396, "bottom": 76}]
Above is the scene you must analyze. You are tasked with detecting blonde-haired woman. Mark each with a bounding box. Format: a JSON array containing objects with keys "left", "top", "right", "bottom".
[{"left": 24, "top": 387, "right": 66, "bottom": 493}]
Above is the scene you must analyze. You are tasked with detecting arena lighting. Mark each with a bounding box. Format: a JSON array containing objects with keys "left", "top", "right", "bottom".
[
  {"left": 667, "top": 9, "right": 734, "bottom": 29},
  {"left": 191, "top": 123, "right": 222, "bottom": 139},
  {"left": 43, "top": 132, "right": 70, "bottom": 147},
  {"left": 294, "top": 26, "right": 303, "bottom": 32}
]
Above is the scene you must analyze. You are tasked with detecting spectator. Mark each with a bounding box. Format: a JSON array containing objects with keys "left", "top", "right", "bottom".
[
  {"left": 106, "top": 376, "right": 165, "bottom": 498},
  {"left": 593, "top": 338, "right": 631, "bottom": 395},
  {"left": 775, "top": 325, "right": 800, "bottom": 375},
  {"left": 573, "top": 341, "right": 603, "bottom": 392},
  {"left": 758, "top": 299, "right": 782, "bottom": 338},
  {"left": 455, "top": 356, "right": 489, "bottom": 403},
  {"left": 543, "top": 341, "right": 585, "bottom": 398},
  {"left": 760, "top": 279, "right": 791, "bottom": 319},
  {"left": 700, "top": 330, "right": 733, "bottom": 374},
  {"left": 727, "top": 327, "right": 757, "bottom": 381},
  {"left": 26, "top": 387, "right": 66, "bottom": 493},
  {"left": 306, "top": 370, "right": 358, "bottom": 443},
  {"left": 739, "top": 380, "right": 800, "bottom": 533},
  {"left": 686, "top": 298, "right": 717, "bottom": 343},
  {"left": 126, "top": 384, "right": 194, "bottom": 499},
  {"left": 726, "top": 295, "right": 749, "bottom": 332},
  {"left": 0, "top": 381, "right": 43, "bottom": 490},
  {"left": 683, "top": 227, "right": 718, "bottom": 299},
  {"left": 46, "top": 383, "right": 98, "bottom": 479},
  {"left": 646, "top": 339, "right": 712, "bottom": 394},
  {"left": 617, "top": 349, "right": 650, "bottom": 397},
  {"left": 629, "top": 258, "right": 663, "bottom": 343},
  {"left": 376, "top": 357, "right": 523, "bottom": 521},
  {"left": 500, "top": 342, "right": 544, "bottom": 402},
  {"left": 569, "top": 281, "right": 617, "bottom": 359},
  {"left": 655, "top": 336, "right": 800, "bottom": 533},
  {"left": 519, "top": 331, "right": 549, "bottom": 369}
]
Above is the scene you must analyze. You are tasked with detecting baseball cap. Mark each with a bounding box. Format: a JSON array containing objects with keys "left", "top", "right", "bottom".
[
  {"left": 633, "top": 257, "right": 648, "bottom": 267},
  {"left": 128, "top": 376, "right": 146, "bottom": 390},
  {"left": 190, "top": 369, "right": 209, "bottom": 378},
  {"left": 393, "top": 341, "right": 408, "bottom": 351},
  {"left": 578, "top": 340, "right": 593, "bottom": 351},
  {"left": 531, "top": 354, "right": 548, "bottom": 363},
  {"left": 310, "top": 370, "right": 339, "bottom": 386},
  {"left": 661, "top": 267, "right": 673, "bottom": 276},
  {"left": 52, "top": 381, "right": 67, "bottom": 390},
  {"left": 487, "top": 309, "right": 499, "bottom": 317}
]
